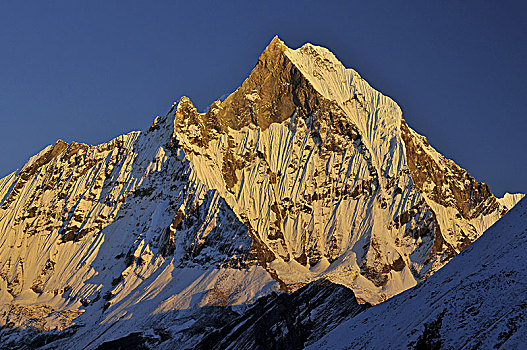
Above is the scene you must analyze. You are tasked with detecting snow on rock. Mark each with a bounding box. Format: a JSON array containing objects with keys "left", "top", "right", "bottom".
[
  {"left": 498, "top": 192, "right": 525, "bottom": 209},
  {"left": 0, "top": 36, "right": 522, "bottom": 348},
  {"left": 308, "top": 197, "right": 527, "bottom": 349},
  {"left": 168, "top": 36, "right": 520, "bottom": 303},
  {"left": 285, "top": 39, "right": 405, "bottom": 180},
  {"left": 0, "top": 106, "right": 278, "bottom": 337}
]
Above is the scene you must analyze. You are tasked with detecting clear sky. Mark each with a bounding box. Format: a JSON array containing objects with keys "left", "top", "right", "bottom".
[{"left": 1, "top": 1, "right": 525, "bottom": 196}]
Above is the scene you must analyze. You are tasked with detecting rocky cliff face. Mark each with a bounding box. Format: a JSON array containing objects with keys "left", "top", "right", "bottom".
[
  {"left": 308, "top": 197, "right": 527, "bottom": 350},
  {"left": 0, "top": 36, "right": 522, "bottom": 348},
  {"left": 193, "top": 279, "right": 368, "bottom": 350}
]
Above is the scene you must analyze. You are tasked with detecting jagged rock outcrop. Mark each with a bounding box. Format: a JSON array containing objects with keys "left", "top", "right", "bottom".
[
  {"left": 194, "top": 280, "right": 368, "bottom": 350},
  {"left": 0, "top": 36, "right": 522, "bottom": 349}
]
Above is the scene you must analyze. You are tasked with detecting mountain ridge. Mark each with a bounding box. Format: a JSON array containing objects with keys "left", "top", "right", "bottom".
[
  {"left": 308, "top": 196, "right": 527, "bottom": 349},
  {"left": 0, "top": 37, "right": 523, "bottom": 348}
]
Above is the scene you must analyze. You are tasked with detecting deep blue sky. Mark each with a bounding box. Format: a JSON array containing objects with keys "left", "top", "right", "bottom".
[{"left": 1, "top": 1, "right": 525, "bottom": 196}]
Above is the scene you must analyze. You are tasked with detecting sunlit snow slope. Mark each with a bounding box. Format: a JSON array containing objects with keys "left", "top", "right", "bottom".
[
  {"left": 0, "top": 36, "right": 522, "bottom": 342},
  {"left": 309, "top": 197, "right": 527, "bottom": 349}
]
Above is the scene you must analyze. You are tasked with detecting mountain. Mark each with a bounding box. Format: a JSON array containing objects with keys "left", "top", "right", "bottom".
[
  {"left": 308, "top": 196, "right": 527, "bottom": 349},
  {"left": 0, "top": 36, "right": 522, "bottom": 348}
]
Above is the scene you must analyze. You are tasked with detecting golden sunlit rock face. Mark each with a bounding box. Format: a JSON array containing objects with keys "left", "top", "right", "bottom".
[{"left": 0, "top": 37, "right": 523, "bottom": 349}]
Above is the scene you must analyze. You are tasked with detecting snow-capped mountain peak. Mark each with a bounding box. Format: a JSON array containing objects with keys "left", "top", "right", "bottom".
[{"left": 0, "top": 37, "right": 522, "bottom": 349}]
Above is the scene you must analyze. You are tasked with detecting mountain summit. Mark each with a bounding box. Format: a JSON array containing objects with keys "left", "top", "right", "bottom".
[{"left": 0, "top": 37, "right": 522, "bottom": 348}]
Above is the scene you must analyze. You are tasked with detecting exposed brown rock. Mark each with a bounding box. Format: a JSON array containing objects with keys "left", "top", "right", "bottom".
[
  {"left": 400, "top": 119, "right": 498, "bottom": 220},
  {"left": 1, "top": 140, "right": 69, "bottom": 210}
]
